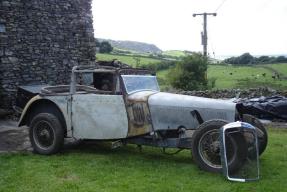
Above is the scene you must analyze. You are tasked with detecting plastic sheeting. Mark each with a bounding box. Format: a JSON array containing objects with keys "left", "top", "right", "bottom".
[{"left": 236, "top": 96, "right": 287, "bottom": 121}]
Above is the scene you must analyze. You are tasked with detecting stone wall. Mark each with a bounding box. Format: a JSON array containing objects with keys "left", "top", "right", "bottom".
[
  {"left": 174, "top": 87, "right": 287, "bottom": 99},
  {"left": 0, "top": 0, "right": 96, "bottom": 108}
]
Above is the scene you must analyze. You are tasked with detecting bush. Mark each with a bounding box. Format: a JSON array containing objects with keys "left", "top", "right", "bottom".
[
  {"left": 168, "top": 53, "right": 208, "bottom": 91},
  {"left": 208, "top": 77, "right": 217, "bottom": 89}
]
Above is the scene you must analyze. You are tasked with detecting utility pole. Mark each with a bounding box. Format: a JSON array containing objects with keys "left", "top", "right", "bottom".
[{"left": 193, "top": 12, "right": 217, "bottom": 57}]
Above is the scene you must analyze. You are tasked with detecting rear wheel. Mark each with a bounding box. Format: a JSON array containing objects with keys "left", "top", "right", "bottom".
[
  {"left": 191, "top": 120, "right": 247, "bottom": 173},
  {"left": 29, "top": 113, "right": 64, "bottom": 155}
]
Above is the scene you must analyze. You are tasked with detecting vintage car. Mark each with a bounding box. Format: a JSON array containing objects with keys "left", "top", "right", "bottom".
[{"left": 17, "top": 63, "right": 267, "bottom": 174}]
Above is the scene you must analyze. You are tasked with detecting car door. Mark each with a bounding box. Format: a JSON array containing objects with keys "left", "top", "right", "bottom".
[{"left": 71, "top": 94, "right": 129, "bottom": 139}]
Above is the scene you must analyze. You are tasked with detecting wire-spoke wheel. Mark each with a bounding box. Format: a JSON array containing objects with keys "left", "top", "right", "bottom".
[
  {"left": 198, "top": 129, "right": 237, "bottom": 170},
  {"left": 192, "top": 120, "right": 247, "bottom": 173},
  {"left": 33, "top": 120, "right": 55, "bottom": 149},
  {"left": 30, "top": 113, "right": 64, "bottom": 155}
]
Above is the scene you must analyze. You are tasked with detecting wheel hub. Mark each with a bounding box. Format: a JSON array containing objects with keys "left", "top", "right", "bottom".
[
  {"left": 34, "top": 120, "right": 55, "bottom": 149},
  {"left": 40, "top": 129, "right": 50, "bottom": 138},
  {"left": 210, "top": 141, "right": 220, "bottom": 154}
]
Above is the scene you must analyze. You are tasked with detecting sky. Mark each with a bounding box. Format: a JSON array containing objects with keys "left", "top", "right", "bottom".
[{"left": 92, "top": 0, "right": 287, "bottom": 57}]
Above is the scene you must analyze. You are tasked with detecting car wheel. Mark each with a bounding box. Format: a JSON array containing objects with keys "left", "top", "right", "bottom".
[
  {"left": 29, "top": 113, "right": 64, "bottom": 155},
  {"left": 191, "top": 120, "right": 247, "bottom": 173},
  {"left": 242, "top": 114, "right": 268, "bottom": 155}
]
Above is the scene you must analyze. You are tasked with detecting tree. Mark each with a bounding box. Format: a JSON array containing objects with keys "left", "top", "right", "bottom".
[
  {"left": 224, "top": 53, "right": 287, "bottom": 65},
  {"left": 95, "top": 38, "right": 100, "bottom": 47},
  {"left": 238, "top": 52, "right": 254, "bottom": 64},
  {"left": 99, "top": 41, "right": 113, "bottom": 53},
  {"left": 275, "top": 56, "right": 287, "bottom": 63},
  {"left": 257, "top": 56, "right": 270, "bottom": 63},
  {"left": 224, "top": 52, "right": 254, "bottom": 65},
  {"left": 168, "top": 53, "right": 208, "bottom": 90}
]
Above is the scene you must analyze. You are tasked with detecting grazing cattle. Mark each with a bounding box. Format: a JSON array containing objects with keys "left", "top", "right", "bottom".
[{"left": 272, "top": 72, "right": 280, "bottom": 80}]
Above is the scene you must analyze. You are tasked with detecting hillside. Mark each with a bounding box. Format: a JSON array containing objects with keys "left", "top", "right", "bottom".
[
  {"left": 162, "top": 50, "right": 187, "bottom": 57},
  {"left": 96, "top": 53, "right": 162, "bottom": 66},
  {"left": 97, "top": 38, "right": 162, "bottom": 54}
]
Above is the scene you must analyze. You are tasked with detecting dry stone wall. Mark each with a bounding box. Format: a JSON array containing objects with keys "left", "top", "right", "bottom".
[
  {"left": 175, "top": 87, "right": 287, "bottom": 99},
  {"left": 0, "top": 0, "right": 96, "bottom": 108}
]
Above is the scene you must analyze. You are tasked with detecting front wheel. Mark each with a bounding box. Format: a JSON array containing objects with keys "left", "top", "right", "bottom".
[
  {"left": 29, "top": 113, "right": 64, "bottom": 155},
  {"left": 191, "top": 120, "right": 247, "bottom": 173}
]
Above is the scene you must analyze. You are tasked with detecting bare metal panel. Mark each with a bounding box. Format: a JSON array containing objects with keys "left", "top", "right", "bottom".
[
  {"left": 72, "top": 94, "right": 128, "bottom": 139},
  {"left": 18, "top": 95, "right": 73, "bottom": 137},
  {"left": 148, "top": 92, "right": 236, "bottom": 130},
  {"left": 46, "top": 95, "right": 72, "bottom": 137}
]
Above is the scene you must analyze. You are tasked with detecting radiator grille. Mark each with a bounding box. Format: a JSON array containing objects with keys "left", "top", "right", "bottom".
[{"left": 132, "top": 103, "right": 145, "bottom": 125}]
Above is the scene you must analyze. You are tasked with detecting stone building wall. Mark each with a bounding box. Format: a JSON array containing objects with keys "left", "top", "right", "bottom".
[{"left": 0, "top": 0, "right": 96, "bottom": 108}]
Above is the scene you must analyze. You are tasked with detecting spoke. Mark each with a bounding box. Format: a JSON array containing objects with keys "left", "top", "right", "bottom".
[
  {"left": 35, "top": 121, "right": 54, "bottom": 148},
  {"left": 199, "top": 131, "right": 222, "bottom": 167}
]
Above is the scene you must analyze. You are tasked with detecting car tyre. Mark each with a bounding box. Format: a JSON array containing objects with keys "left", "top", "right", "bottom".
[
  {"left": 241, "top": 114, "right": 268, "bottom": 155},
  {"left": 29, "top": 113, "right": 64, "bottom": 155},
  {"left": 191, "top": 119, "right": 247, "bottom": 173}
]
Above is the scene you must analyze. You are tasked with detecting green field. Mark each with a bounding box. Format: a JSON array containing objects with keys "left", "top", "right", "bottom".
[
  {"left": 156, "top": 64, "right": 287, "bottom": 90},
  {"left": 162, "top": 50, "right": 186, "bottom": 57},
  {"left": 96, "top": 53, "right": 162, "bottom": 67},
  {"left": 209, "top": 64, "right": 287, "bottom": 89},
  {"left": 265, "top": 63, "right": 287, "bottom": 75},
  {"left": 207, "top": 64, "right": 287, "bottom": 89},
  {"left": 0, "top": 128, "right": 286, "bottom": 192},
  {"left": 96, "top": 53, "right": 287, "bottom": 90}
]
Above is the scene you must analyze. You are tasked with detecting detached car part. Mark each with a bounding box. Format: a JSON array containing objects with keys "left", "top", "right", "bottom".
[{"left": 220, "top": 122, "right": 259, "bottom": 182}]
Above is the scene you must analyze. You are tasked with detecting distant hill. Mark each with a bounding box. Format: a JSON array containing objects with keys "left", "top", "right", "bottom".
[{"left": 97, "top": 38, "right": 162, "bottom": 54}]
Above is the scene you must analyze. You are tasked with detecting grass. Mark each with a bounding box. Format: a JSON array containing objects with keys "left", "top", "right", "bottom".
[
  {"left": 207, "top": 64, "right": 287, "bottom": 89},
  {"left": 156, "top": 69, "right": 170, "bottom": 90},
  {"left": 96, "top": 53, "right": 162, "bottom": 67},
  {"left": 156, "top": 64, "right": 287, "bottom": 90},
  {"left": 162, "top": 50, "right": 186, "bottom": 57},
  {"left": 96, "top": 54, "right": 287, "bottom": 90},
  {"left": 266, "top": 63, "right": 287, "bottom": 75},
  {"left": 0, "top": 128, "right": 286, "bottom": 192}
]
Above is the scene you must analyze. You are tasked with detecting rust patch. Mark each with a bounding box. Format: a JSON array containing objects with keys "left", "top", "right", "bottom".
[{"left": 126, "top": 101, "right": 153, "bottom": 137}]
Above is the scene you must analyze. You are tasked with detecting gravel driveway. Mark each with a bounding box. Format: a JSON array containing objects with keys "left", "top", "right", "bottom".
[{"left": 0, "top": 120, "right": 31, "bottom": 153}]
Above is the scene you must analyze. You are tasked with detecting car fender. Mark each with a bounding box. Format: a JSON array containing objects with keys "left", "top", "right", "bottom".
[
  {"left": 18, "top": 95, "right": 70, "bottom": 137},
  {"left": 18, "top": 95, "right": 43, "bottom": 127}
]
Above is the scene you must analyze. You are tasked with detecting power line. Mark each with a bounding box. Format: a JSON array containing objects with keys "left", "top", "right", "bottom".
[{"left": 215, "top": 0, "right": 228, "bottom": 12}]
